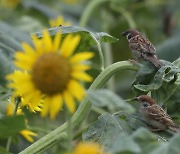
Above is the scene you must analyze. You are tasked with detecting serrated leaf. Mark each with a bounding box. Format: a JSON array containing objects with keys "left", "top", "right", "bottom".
[
  {"left": 82, "top": 113, "right": 122, "bottom": 150},
  {"left": 88, "top": 89, "right": 135, "bottom": 113},
  {"left": 0, "top": 115, "right": 26, "bottom": 138}
]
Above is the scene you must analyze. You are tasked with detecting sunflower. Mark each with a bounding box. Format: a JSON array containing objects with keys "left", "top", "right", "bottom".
[
  {"left": 49, "top": 16, "right": 72, "bottom": 27},
  {"left": 7, "top": 30, "right": 94, "bottom": 119},
  {"left": 6, "top": 99, "right": 38, "bottom": 142},
  {"left": 74, "top": 142, "right": 105, "bottom": 154}
]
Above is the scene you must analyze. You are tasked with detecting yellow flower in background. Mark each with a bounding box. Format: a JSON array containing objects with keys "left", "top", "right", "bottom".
[
  {"left": 6, "top": 100, "right": 38, "bottom": 142},
  {"left": 7, "top": 30, "right": 94, "bottom": 120},
  {"left": 0, "top": 0, "right": 20, "bottom": 8},
  {"left": 74, "top": 142, "right": 104, "bottom": 154},
  {"left": 20, "top": 130, "right": 38, "bottom": 143},
  {"left": 49, "top": 16, "right": 72, "bottom": 27}
]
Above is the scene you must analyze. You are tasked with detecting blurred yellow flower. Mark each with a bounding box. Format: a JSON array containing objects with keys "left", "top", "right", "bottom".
[
  {"left": 20, "top": 130, "right": 38, "bottom": 143},
  {"left": 49, "top": 16, "right": 72, "bottom": 27},
  {"left": 7, "top": 30, "right": 94, "bottom": 120},
  {"left": 74, "top": 142, "right": 104, "bottom": 154},
  {"left": 6, "top": 100, "right": 38, "bottom": 142},
  {"left": 0, "top": 0, "right": 20, "bottom": 8}
]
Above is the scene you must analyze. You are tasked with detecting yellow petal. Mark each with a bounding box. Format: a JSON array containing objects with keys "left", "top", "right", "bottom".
[
  {"left": 20, "top": 130, "right": 38, "bottom": 143},
  {"left": 67, "top": 80, "right": 85, "bottom": 101},
  {"left": 49, "top": 94, "right": 63, "bottom": 120},
  {"left": 40, "top": 98, "right": 49, "bottom": 118},
  {"left": 71, "top": 72, "right": 93, "bottom": 82},
  {"left": 52, "top": 32, "right": 62, "bottom": 52},
  {"left": 32, "top": 35, "right": 43, "bottom": 54},
  {"left": 70, "top": 52, "right": 94, "bottom": 64},
  {"left": 21, "top": 43, "right": 35, "bottom": 54},
  {"left": 42, "top": 30, "right": 52, "bottom": 52},
  {"left": 63, "top": 91, "right": 76, "bottom": 113},
  {"left": 61, "top": 35, "right": 80, "bottom": 58},
  {"left": 72, "top": 64, "right": 91, "bottom": 71}
]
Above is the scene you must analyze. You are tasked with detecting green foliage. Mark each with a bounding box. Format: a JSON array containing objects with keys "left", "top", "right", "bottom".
[
  {"left": 0, "top": 0, "right": 180, "bottom": 153},
  {"left": 0, "top": 115, "right": 26, "bottom": 138},
  {"left": 88, "top": 89, "right": 135, "bottom": 113}
]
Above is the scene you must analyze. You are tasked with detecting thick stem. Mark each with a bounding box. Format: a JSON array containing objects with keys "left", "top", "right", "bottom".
[{"left": 20, "top": 61, "right": 138, "bottom": 154}]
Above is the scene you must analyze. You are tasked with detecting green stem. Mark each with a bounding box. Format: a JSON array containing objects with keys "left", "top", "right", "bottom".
[
  {"left": 111, "top": 5, "right": 136, "bottom": 28},
  {"left": 6, "top": 97, "right": 21, "bottom": 151},
  {"left": 90, "top": 33, "right": 105, "bottom": 71},
  {"left": 20, "top": 61, "right": 138, "bottom": 154},
  {"left": 79, "top": 0, "right": 110, "bottom": 27}
]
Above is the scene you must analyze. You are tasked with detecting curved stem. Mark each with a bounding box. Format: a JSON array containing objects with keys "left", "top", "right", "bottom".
[
  {"left": 90, "top": 33, "right": 105, "bottom": 71},
  {"left": 20, "top": 61, "right": 138, "bottom": 154},
  {"left": 111, "top": 5, "right": 136, "bottom": 28},
  {"left": 79, "top": 0, "right": 109, "bottom": 27}
]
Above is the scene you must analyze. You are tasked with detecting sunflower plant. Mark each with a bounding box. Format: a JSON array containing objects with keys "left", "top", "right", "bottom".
[{"left": 0, "top": 0, "right": 180, "bottom": 154}]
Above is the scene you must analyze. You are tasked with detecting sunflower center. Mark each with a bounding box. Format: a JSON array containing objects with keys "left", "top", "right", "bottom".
[{"left": 32, "top": 53, "right": 71, "bottom": 95}]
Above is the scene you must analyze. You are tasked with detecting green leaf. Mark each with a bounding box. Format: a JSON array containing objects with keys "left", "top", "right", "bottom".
[
  {"left": 33, "top": 26, "right": 118, "bottom": 45},
  {"left": 133, "top": 60, "right": 180, "bottom": 93},
  {"left": 0, "top": 22, "right": 32, "bottom": 44},
  {"left": 88, "top": 89, "right": 135, "bottom": 113},
  {"left": 131, "top": 128, "right": 164, "bottom": 154},
  {"left": 151, "top": 134, "right": 180, "bottom": 154},
  {"left": 0, "top": 34, "right": 22, "bottom": 52},
  {"left": 82, "top": 113, "right": 123, "bottom": 150},
  {"left": 0, "top": 52, "right": 15, "bottom": 87},
  {"left": 151, "top": 58, "right": 180, "bottom": 105},
  {"left": 0, "top": 146, "right": 10, "bottom": 154},
  {"left": 111, "top": 133, "right": 141, "bottom": 154},
  {"left": 113, "top": 112, "right": 148, "bottom": 134},
  {"left": 0, "top": 115, "right": 26, "bottom": 138}
]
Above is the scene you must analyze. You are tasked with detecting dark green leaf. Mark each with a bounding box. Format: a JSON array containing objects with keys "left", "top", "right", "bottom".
[
  {"left": 0, "top": 115, "right": 26, "bottom": 138},
  {"left": 133, "top": 60, "right": 180, "bottom": 93}
]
